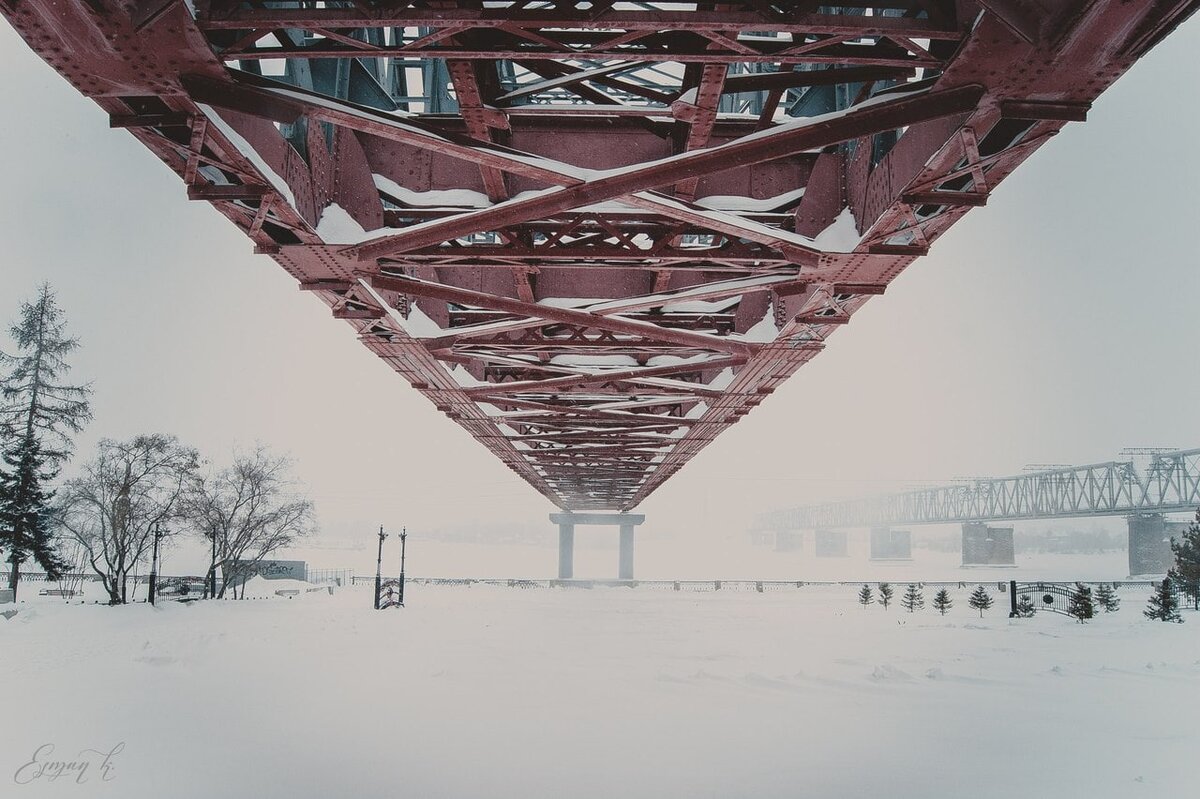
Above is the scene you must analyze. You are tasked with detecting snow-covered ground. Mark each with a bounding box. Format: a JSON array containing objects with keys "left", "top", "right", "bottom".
[{"left": 4, "top": 582, "right": 1197, "bottom": 798}]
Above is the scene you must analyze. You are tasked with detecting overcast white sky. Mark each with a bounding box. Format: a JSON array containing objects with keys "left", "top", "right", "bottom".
[{"left": 1, "top": 18, "right": 1197, "bottom": 550}]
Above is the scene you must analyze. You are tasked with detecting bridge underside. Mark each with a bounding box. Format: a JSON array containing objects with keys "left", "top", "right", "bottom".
[{"left": 2, "top": 1, "right": 1193, "bottom": 510}]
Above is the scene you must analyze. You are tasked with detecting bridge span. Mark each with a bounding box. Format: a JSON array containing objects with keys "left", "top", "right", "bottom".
[
  {"left": 755, "top": 448, "right": 1200, "bottom": 576},
  {"left": 2, "top": 1, "right": 1196, "bottom": 579}
]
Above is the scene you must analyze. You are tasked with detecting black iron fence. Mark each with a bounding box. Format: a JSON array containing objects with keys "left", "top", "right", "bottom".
[
  {"left": 1007, "top": 579, "right": 1164, "bottom": 617},
  {"left": 1014, "top": 581, "right": 1077, "bottom": 616},
  {"left": 353, "top": 576, "right": 1160, "bottom": 593},
  {"left": 9, "top": 570, "right": 1162, "bottom": 597},
  {"left": 307, "top": 568, "right": 354, "bottom": 586},
  {"left": 2, "top": 571, "right": 105, "bottom": 584}
]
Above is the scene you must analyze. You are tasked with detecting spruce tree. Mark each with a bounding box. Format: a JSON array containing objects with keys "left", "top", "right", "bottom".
[
  {"left": 900, "top": 583, "right": 923, "bottom": 613},
  {"left": 857, "top": 584, "right": 873, "bottom": 608},
  {"left": 1067, "top": 583, "right": 1095, "bottom": 622},
  {"left": 1014, "top": 593, "right": 1036, "bottom": 618},
  {"left": 1095, "top": 583, "right": 1120, "bottom": 613},
  {"left": 878, "top": 582, "right": 894, "bottom": 610},
  {"left": 0, "top": 285, "right": 92, "bottom": 600},
  {"left": 1168, "top": 509, "right": 1200, "bottom": 610},
  {"left": 932, "top": 588, "right": 952, "bottom": 615},
  {"left": 1144, "top": 576, "right": 1182, "bottom": 623},
  {"left": 968, "top": 585, "right": 993, "bottom": 617},
  {"left": 0, "top": 437, "right": 65, "bottom": 584}
]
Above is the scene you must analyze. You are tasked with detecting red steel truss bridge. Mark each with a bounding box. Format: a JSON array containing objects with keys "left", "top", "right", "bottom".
[{"left": 2, "top": 1, "right": 1194, "bottom": 513}]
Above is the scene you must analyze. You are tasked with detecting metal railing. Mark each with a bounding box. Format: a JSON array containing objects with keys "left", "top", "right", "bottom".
[
  {"left": 11, "top": 571, "right": 1160, "bottom": 596},
  {"left": 354, "top": 576, "right": 1159, "bottom": 593}
]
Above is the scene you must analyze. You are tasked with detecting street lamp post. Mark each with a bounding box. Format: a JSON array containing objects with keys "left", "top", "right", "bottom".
[
  {"left": 148, "top": 522, "right": 163, "bottom": 606},
  {"left": 374, "top": 526, "right": 387, "bottom": 610},
  {"left": 207, "top": 525, "right": 218, "bottom": 599},
  {"left": 399, "top": 527, "right": 407, "bottom": 606}
]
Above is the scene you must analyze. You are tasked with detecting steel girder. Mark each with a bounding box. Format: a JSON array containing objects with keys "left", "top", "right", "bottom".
[
  {"left": 755, "top": 449, "right": 1200, "bottom": 530},
  {"left": 1, "top": 0, "right": 1195, "bottom": 511}
]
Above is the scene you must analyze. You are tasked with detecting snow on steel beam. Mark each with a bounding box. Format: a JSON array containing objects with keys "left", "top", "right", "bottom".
[
  {"left": 511, "top": 420, "right": 690, "bottom": 433},
  {"left": 217, "top": 46, "right": 939, "bottom": 69},
  {"left": 618, "top": 194, "right": 823, "bottom": 266},
  {"left": 368, "top": 273, "right": 760, "bottom": 358},
  {"left": 392, "top": 249, "right": 795, "bottom": 269},
  {"left": 198, "top": 11, "right": 953, "bottom": 66},
  {"left": 347, "top": 82, "right": 985, "bottom": 262},
  {"left": 182, "top": 71, "right": 578, "bottom": 186},
  {"left": 715, "top": 65, "right": 915, "bottom": 97},
  {"left": 493, "top": 61, "right": 648, "bottom": 105},
  {"left": 420, "top": 272, "right": 793, "bottom": 351},
  {"left": 197, "top": 5, "right": 963, "bottom": 39},
  {"left": 509, "top": 60, "right": 678, "bottom": 107},
  {"left": 189, "top": 72, "right": 822, "bottom": 263},
  {"left": 486, "top": 401, "right": 692, "bottom": 426}
]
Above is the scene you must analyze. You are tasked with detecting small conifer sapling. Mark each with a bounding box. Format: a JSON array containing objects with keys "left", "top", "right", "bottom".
[
  {"left": 878, "top": 582, "right": 894, "bottom": 610},
  {"left": 1095, "top": 583, "right": 1120, "bottom": 613},
  {"left": 932, "top": 588, "right": 952, "bottom": 615},
  {"left": 1144, "top": 576, "right": 1182, "bottom": 623},
  {"left": 901, "top": 583, "right": 924, "bottom": 613},
  {"left": 1068, "top": 583, "right": 1095, "bottom": 623},
  {"left": 968, "top": 585, "right": 994, "bottom": 617}
]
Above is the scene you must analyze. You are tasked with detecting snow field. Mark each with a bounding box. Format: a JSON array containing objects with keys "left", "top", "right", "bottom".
[{"left": 3, "top": 583, "right": 1197, "bottom": 798}]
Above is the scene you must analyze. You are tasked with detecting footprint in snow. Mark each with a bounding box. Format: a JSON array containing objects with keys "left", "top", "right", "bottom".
[
  {"left": 871, "top": 665, "right": 913, "bottom": 681},
  {"left": 742, "top": 673, "right": 799, "bottom": 692},
  {"left": 134, "top": 655, "right": 176, "bottom": 666},
  {"left": 690, "top": 669, "right": 729, "bottom": 683}
]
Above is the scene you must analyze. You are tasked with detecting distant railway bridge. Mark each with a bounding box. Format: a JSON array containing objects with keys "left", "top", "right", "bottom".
[{"left": 755, "top": 448, "right": 1200, "bottom": 576}]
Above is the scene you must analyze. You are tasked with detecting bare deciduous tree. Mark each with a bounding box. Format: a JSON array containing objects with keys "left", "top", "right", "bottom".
[
  {"left": 56, "top": 434, "right": 197, "bottom": 604},
  {"left": 185, "top": 446, "right": 314, "bottom": 599}
]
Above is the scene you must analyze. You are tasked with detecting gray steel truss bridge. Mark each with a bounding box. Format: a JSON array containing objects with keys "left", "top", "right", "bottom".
[{"left": 756, "top": 448, "right": 1200, "bottom": 530}]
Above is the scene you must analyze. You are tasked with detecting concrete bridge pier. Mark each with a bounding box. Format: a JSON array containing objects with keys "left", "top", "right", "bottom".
[
  {"left": 1127, "top": 513, "right": 1185, "bottom": 576},
  {"left": 870, "top": 527, "right": 913, "bottom": 561},
  {"left": 557, "top": 519, "right": 575, "bottom": 580},
  {"left": 619, "top": 523, "right": 635, "bottom": 580},
  {"left": 814, "top": 528, "right": 848, "bottom": 557},
  {"left": 550, "top": 512, "right": 646, "bottom": 580},
  {"left": 961, "top": 522, "right": 1015, "bottom": 566}
]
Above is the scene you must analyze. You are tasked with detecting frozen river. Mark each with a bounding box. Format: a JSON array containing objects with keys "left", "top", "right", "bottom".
[{"left": 4, "top": 581, "right": 1198, "bottom": 797}]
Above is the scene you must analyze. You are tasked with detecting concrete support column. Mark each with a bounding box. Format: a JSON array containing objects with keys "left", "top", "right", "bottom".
[
  {"left": 1127, "top": 513, "right": 1180, "bottom": 576},
  {"left": 961, "top": 522, "right": 1015, "bottom": 566},
  {"left": 618, "top": 524, "right": 635, "bottom": 580},
  {"left": 550, "top": 511, "right": 645, "bottom": 581},
  {"left": 558, "top": 521, "right": 575, "bottom": 580}
]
